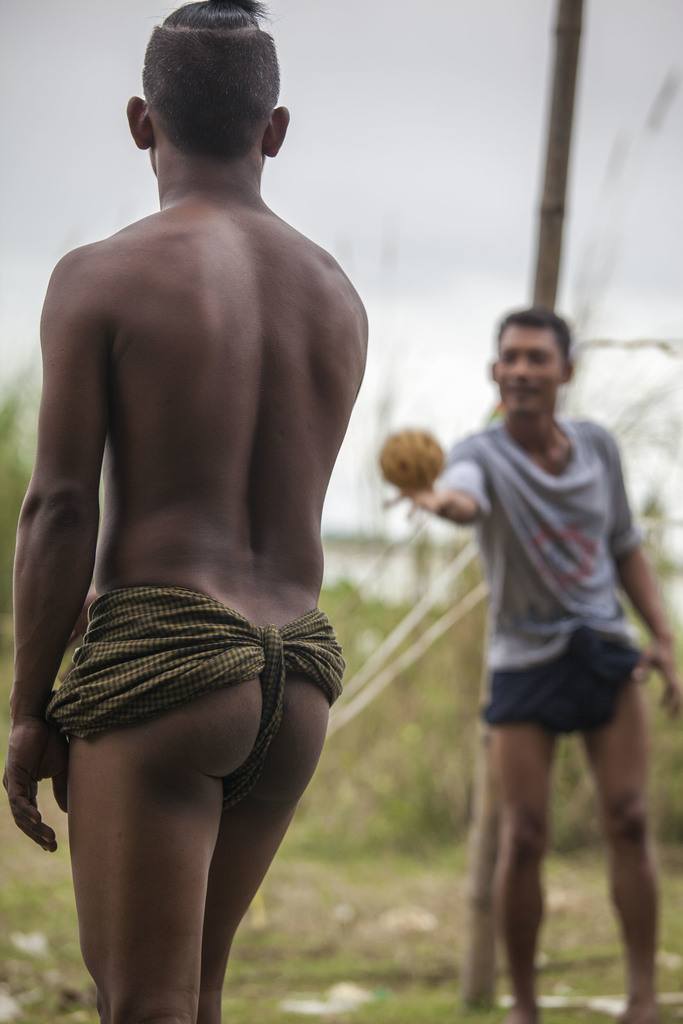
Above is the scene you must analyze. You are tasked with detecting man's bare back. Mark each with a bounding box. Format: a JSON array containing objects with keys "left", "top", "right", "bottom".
[{"left": 77, "top": 200, "right": 366, "bottom": 624}]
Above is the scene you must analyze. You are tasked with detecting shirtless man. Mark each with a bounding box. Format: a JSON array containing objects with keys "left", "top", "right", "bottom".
[
  {"left": 406, "top": 307, "right": 681, "bottom": 1024},
  {"left": 4, "top": 3, "right": 367, "bottom": 1023}
]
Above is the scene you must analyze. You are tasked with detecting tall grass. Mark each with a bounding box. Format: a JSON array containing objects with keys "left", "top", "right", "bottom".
[
  {"left": 0, "top": 373, "right": 681, "bottom": 853},
  {"left": 0, "top": 376, "right": 35, "bottom": 614}
]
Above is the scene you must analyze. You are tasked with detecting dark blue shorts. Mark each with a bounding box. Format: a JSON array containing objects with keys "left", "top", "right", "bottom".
[{"left": 485, "top": 627, "right": 641, "bottom": 734}]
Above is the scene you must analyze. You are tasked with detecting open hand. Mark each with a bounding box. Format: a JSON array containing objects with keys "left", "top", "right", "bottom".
[
  {"left": 397, "top": 488, "right": 452, "bottom": 518},
  {"left": 644, "top": 639, "right": 682, "bottom": 717},
  {"left": 3, "top": 716, "right": 69, "bottom": 851}
]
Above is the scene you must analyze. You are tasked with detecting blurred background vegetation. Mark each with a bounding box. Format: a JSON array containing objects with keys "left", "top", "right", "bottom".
[
  {"left": 1, "top": 373, "right": 681, "bottom": 859},
  {"left": 1, "top": 373, "right": 682, "bottom": 1024}
]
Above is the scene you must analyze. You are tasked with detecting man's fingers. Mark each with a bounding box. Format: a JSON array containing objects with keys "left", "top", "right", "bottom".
[
  {"left": 661, "top": 682, "right": 682, "bottom": 717},
  {"left": 667, "top": 686, "right": 682, "bottom": 717},
  {"left": 9, "top": 793, "right": 57, "bottom": 850},
  {"left": 12, "top": 809, "right": 57, "bottom": 851},
  {"left": 662, "top": 692, "right": 678, "bottom": 716},
  {"left": 5, "top": 762, "right": 58, "bottom": 850}
]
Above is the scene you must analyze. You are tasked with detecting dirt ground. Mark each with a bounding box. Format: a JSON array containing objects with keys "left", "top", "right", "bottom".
[{"left": 1, "top": 783, "right": 682, "bottom": 1024}]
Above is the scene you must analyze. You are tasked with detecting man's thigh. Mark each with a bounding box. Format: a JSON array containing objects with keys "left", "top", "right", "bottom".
[
  {"left": 491, "top": 723, "right": 556, "bottom": 814},
  {"left": 199, "top": 673, "right": 330, "bottom": 987},
  {"left": 68, "top": 728, "right": 224, "bottom": 1020},
  {"left": 582, "top": 679, "right": 650, "bottom": 816}
]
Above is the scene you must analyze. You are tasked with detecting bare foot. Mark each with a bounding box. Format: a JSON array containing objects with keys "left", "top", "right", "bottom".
[
  {"left": 502, "top": 1006, "right": 538, "bottom": 1024},
  {"left": 618, "top": 998, "right": 659, "bottom": 1024}
]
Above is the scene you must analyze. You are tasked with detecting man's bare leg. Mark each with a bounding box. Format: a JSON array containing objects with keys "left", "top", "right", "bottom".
[
  {"left": 492, "top": 724, "right": 556, "bottom": 1024},
  {"left": 67, "top": 679, "right": 263, "bottom": 1024},
  {"left": 583, "top": 681, "right": 658, "bottom": 1024},
  {"left": 197, "top": 675, "right": 330, "bottom": 1024}
]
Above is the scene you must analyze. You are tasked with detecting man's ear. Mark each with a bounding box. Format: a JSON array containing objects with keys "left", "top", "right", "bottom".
[
  {"left": 490, "top": 360, "right": 501, "bottom": 385},
  {"left": 127, "top": 96, "right": 155, "bottom": 151},
  {"left": 262, "top": 106, "right": 290, "bottom": 159},
  {"left": 562, "top": 359, "right": 574, "bottom": 385}
]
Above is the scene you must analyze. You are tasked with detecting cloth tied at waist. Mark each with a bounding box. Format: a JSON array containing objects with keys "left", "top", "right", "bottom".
[{"left": 46, "top": 585, "right": 345, "bottom": 808}]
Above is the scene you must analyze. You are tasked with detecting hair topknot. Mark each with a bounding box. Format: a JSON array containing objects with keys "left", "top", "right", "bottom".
[
  {"left": 163, "top": 0, "right": 269, "bottom": 30},
  {"left": 209, "top": 0, "right": 268, "bottom": 11}
]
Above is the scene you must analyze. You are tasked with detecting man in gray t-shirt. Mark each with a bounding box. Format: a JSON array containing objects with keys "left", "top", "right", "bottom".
[
  {"left": 405, "top": 307, "right": 681, "bottom": 1024},
  {"left": 442, "top": 417, "right": 641, "bottom": 672}
]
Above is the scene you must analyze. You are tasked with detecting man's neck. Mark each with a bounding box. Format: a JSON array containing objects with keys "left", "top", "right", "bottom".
[
  {"left": 504, "top": 411, "right": 561, "bottom": 455},
  {"left": 156, "top": 144, "right": 266, "bottom": 211}
]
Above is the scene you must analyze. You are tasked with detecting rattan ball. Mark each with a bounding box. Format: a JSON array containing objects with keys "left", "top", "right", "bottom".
[{"left": 379, "top": 430, "right": 445, "bottom": 491}]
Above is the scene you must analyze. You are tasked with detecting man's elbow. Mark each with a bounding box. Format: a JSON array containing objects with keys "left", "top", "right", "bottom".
[
  {"left": 614, "top": 542, "right": 643, "bottom": 569},
  {"left": 20, "top": 484, "right": 99, "bottom": 532}
]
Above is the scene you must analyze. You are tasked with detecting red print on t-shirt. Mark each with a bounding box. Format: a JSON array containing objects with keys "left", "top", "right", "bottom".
[{"left": 531, "top": 523, "right": 597, "bottom": 588}]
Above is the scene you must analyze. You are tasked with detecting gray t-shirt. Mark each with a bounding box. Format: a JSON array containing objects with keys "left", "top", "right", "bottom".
[{"left": 439, "top": 419, "right": 641, "bottom": 670}]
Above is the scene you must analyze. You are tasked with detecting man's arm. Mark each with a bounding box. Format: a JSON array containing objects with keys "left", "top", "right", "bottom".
[
  {"left": 617, "top": 544, "right": 682, "bottom": 716},
  {"left": 404, "top": 487, "right": 479, "bottom": 524},
  {"left": 601, "top": 424, "right": 681, "bottom": 715},
  {"left": 4, "top": 248, "right": 109, "bottom": 849},
  {"left": 404, "top": 450, "right": 488, "bottom": 525}
]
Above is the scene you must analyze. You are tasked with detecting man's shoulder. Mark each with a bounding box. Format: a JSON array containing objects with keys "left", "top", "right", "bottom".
[
  {"left": 49, "top": 215, "right": 163, "bottom": 291},
  {"left": 567, "top": 417, "right": 620, "bottom": 457},
  {"left": 278, "top": 219, "right": 367, "bottom": 326},
  {"left": 43, "top": 238, "right": 119, "bottom": 326},
  {"left": 275, "top": 222, "right": 368, "bottom": 358},
  {"left": 447, "top": 424, "right": 504, "bottom": 462}
]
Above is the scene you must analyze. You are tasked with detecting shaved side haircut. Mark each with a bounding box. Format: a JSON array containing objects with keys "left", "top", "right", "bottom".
[{"left": 142, "top": 0, "right": 280, "bottom": 159}]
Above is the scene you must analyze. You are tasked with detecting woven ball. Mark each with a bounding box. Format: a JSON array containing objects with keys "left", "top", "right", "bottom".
[{"left": 379, "top": 430, "right": 445, "bottom": 491}]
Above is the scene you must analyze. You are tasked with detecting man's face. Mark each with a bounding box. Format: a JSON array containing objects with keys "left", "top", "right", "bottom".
[{"left": 492, "top": 325, "right": 572, "bottom": 416}]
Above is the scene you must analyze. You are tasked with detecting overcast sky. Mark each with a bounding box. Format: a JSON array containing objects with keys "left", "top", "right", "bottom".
[{"left": 1, "top": 0, "right": 682, "bottom": 535}]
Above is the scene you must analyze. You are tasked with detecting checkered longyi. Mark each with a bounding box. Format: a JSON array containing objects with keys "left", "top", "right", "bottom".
[{"left": 46, "top": 585, "right": 345, "bottom": 808}]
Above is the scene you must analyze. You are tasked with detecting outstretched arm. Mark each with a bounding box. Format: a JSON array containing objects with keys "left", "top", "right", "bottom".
[
  {"left": 4, "top": 248, "right": 108, "bottom": 850},
  {"left": 403, "top": 487, "right": 480, "bottom": 524},
  {"left": 617, "top": 544, "right": 682, "bottom": 716}
]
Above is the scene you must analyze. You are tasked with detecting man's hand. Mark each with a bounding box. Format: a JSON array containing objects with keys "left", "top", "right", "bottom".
[
  {"left": 3, "top": 716, "right": 69, "bottom": 851},
  {"left": 399, "top": 487, "right": 479, "bottom": 524},
  {"left": 401, "top": 487, "right": 451, "bottom": 517},
  {"left": 644, "top": 638, "right": 682, "bottom": 717}
]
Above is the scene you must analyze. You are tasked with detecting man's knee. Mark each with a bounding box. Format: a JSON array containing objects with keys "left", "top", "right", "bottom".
[
  {"left": 101, "top": 989, "right": 198, "bottom": 1024},
  {"left": 122, "top": 1018, "right": 193, "bottom": 1024},
  {"left": 501, "top": 809, "right": 548, "bottom": 866},
  {"left": 107, "top": 1011, "right": 195, "bottom": 1024},
  {"left": 604, "top": 793, "right": 649, "bottom": 847}
]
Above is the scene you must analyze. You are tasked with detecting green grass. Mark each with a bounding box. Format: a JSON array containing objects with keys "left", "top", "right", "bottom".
[
  {"left": 2, "top": 774, "right": 683, "bottom": 1024},
  {"left": 1, "top": 559, "right": 683, "bottom": 1021}
]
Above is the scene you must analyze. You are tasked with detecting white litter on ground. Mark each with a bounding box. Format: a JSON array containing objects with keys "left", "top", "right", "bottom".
[
  {"left": 9, "top": 932, "right": 48, "bottom": 956},
  {"left": 280, "top": 982, "right": 375, "bottom": 1016},
  {"left": 0, "top": 989, "right": 21, "bottom": 1023},
  {"left": 657, "top": 950, "right": 683, "bottom": 971},
  {"left": 377, "top": 905, "right": 438, "bottom": 934},
  {"left": 333, "top": 902, "right": 357, "bottom": 924},
  {"left": 500, "top": 994, "right": 683, "bottom": 1016}
]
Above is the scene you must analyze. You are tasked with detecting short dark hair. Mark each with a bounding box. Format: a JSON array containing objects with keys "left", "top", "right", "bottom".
[
  {"left": 142, "top": 0, "right": 280, "bottom": 159},
  {"left": 496, "top": 306, "right": 573, "bottom": 362}
]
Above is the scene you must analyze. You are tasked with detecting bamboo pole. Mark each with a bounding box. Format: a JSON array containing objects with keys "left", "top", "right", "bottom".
[
  {"left": 533, "top": 0, "right": 584, "bottom": 308},
  {"left": 460, "top": 674, "right": 500, "bottom": 1004},
  {"left": 461, "top": 0, "right": 585, "bottom": 1006}
]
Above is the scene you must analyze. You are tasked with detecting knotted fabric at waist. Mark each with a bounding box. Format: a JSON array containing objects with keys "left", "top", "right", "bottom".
[{"left": 46, "top": 585, "right": 345, "bottom": 808}]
